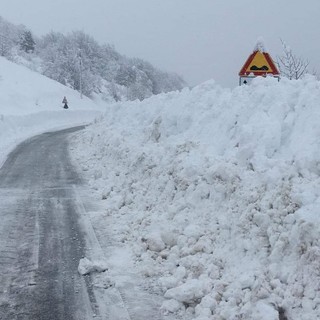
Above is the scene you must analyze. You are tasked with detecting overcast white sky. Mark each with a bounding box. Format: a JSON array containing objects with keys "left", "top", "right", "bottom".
[{"left": 0, "top": 0, "right": 319, "bottom": 87}]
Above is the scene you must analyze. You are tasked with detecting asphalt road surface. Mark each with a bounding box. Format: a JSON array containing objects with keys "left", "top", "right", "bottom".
[{"left": 0, "top": 127, "right": 96, "bottom": 320}]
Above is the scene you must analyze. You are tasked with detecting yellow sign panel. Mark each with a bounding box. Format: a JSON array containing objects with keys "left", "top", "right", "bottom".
[{"left": 245, "top": 51, "right": 273, "bottom": 73}]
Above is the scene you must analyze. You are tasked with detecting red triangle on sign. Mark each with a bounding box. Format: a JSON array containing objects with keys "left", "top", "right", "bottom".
[{"left": 239, "top": 50, "right": 280, "bottom": 77}]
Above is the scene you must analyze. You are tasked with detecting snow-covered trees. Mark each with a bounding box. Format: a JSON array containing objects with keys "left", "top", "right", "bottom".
[
  {"left": 20, "top": 30, "right": 35, "bottom": 53},
  {"left": 38, "top": 31, "right": 102, "bottom": 96},
  {"left": 0, "top": 17, "right": 24, "bottom": 58},
  {"left": 37, "top": 30, "right": 184, "bottom": 99},
  {"left": 0, "top": 15, "right": 185, "bottom": 101},
  {"left": 277, "top": 39, "right": 310, "bottom": 80},
  {"left": 0, "top": 32, "right": 13, "bottom": 57}
]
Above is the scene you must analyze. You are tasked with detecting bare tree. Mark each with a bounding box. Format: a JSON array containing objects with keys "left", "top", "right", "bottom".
[{"left": 277, "top": 39, "right": 309, "bottom": 80}]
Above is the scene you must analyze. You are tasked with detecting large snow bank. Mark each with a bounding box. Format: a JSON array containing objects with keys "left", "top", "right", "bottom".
[
  {"left": 71, "top": 75, "right": 320, "bottom": 319},
  {"left": 0, "top": 56, "right": 103, "bottom": 165}
]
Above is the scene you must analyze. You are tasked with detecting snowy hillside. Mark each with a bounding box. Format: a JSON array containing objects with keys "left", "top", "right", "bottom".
[
  {"left": 0, "top": 16, "right": 185, "bottom": 102},
  {"left": 0, "top": 56, "right": 102, "bottom": 166},
  {"left": 71, "top": 75, "right": 320, "bottom": 320}
]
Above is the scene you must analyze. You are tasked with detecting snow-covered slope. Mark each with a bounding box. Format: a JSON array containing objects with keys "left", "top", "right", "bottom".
[
  {"left": 0, "top": 56, "right": 103, "bottom": 165},
  {"left": 71, "top": 75, "right": 320, "bottom": 320}
]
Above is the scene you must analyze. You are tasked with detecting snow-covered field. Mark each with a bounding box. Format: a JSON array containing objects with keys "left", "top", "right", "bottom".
[
  {"left": 0, "top": 56, "right": 103, "bottom": 166},
  {"left": 71, "top": 75, "right": 320, "bottom": 320}
]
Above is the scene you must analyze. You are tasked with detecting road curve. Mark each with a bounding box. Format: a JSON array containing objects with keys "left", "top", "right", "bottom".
[{"left": 0, "top": 127, "right": 96, "bottom": 320}]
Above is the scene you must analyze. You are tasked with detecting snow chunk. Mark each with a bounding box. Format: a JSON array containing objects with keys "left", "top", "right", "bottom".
[
  {"left": 78, "top": 257, "right": 108, "bottom": 275},
  {"left": 164, "top": 279, "right": 211, "bottom": 303},
  {"left": 183, "top": 224, "right": 204, "bottom": 240},
  {"left": 161, "top": 230, "right": 178, "bottom": 248},
  {"left": 253, "top": 301, "right": 278, "bottom": 320},
  {"left": 160, "top": 299, "right": 183, "bottom": 314},
  {"left": 142, "top": 232, "right": 166, "bottom": 252},
  {"left": 159, "top": 266, "right": 186, "bottom": 290}
]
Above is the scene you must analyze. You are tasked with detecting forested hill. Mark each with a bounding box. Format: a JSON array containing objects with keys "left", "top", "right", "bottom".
[{"left": 0, "top": 16, "right": 186, "bottom": 101}]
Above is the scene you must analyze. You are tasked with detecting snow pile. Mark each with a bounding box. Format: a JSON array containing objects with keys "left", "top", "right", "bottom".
[
  {"left": 71, "top": 75, "right": 320, "bottom": 319},
  {"left": 0, "top": 56, "right": 103, "bottom": 165},
  {"left": 78, "top": 257, "right": 108, "bottom": 276}
]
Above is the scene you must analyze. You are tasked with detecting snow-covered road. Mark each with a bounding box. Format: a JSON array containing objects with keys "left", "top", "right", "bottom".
[
  {"left": 0, "top": 126, "right": 173, "bottom": 320},
  {"left": 0, "top": 127, "right": 96, "bottom": 320}
]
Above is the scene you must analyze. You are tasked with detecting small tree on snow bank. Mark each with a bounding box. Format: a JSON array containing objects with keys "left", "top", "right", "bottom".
[{"left": 276, "top": 39, "right": 309, "bottom": 80}]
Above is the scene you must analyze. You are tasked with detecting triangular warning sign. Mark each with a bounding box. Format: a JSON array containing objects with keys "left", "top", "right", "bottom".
[{"left": 239, "top": 50, "right": 279, "bottom": 76}]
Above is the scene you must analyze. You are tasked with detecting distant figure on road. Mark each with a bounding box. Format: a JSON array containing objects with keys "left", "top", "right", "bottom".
[{"left": 62, "top": 96, "right": 69, "bottom": 109}]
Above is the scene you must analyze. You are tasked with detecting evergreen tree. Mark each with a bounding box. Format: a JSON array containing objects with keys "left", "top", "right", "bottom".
[{"left": 20, "top": 30, "right": 35, "bottom": 53}]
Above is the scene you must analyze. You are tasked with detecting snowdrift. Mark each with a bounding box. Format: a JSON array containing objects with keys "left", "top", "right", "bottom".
[{"left": 71, "top": 75, "right": 320, "bottom": 320}]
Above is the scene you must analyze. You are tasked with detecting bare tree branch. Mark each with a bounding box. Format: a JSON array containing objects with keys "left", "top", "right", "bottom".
[{"left": 276, "top": 39, "right": 310, "bottom": 80}]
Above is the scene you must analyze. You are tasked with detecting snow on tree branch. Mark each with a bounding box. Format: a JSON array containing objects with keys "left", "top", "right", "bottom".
[{"left": 276, "top": 39, "right": 310, "bottom": 80}]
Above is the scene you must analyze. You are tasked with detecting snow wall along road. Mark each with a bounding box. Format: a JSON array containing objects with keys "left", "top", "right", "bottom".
[{"left": 71, "top": 75, "right": 320, "bottom": 320}]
